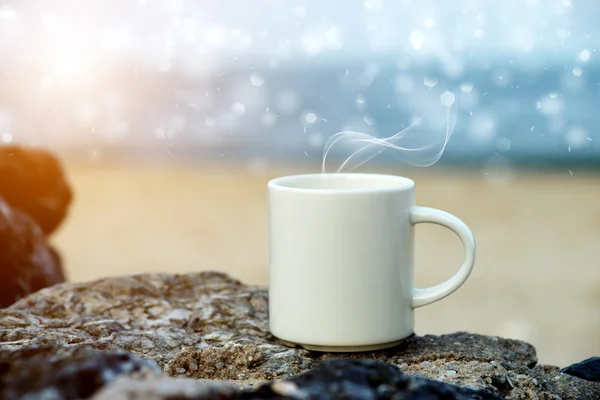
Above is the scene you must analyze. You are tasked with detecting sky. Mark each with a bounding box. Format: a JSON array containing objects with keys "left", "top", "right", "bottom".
[{"left": 2, "top": 0, "right": 598, "bottom": 69}]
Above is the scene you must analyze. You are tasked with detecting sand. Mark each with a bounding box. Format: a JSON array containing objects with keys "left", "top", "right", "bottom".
[{"left": 51, "top": 159, "right": 600, "bottom": 367}]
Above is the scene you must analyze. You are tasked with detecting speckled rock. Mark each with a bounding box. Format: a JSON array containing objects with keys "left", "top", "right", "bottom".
[
  {"left": 0, "top": 145, "right": 73, "bottom": 235},
  {"left": 0, "top": 197, "right": 65, "bottom": 308},
  {"left": 1, "top": 271, "right": 599, "bottom": 400}
]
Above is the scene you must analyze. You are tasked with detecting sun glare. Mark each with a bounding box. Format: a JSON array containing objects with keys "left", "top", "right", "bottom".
[{"left": 40, "top": 16, "right": 101, "bottom": 84}]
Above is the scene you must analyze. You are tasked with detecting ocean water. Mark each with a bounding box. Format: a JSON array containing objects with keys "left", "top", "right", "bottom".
[{"left": 45, "top": 56, "right": 600, "bottom": 171}]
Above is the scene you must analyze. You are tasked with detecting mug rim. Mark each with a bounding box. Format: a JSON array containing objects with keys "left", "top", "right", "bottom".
[{"left": 268, "top": 172, "right": 415, "bottom": 194}]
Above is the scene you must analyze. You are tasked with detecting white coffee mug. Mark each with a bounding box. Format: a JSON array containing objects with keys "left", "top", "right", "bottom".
[{"left": 268, "top": 173, "right": 476, "bottom": 352}]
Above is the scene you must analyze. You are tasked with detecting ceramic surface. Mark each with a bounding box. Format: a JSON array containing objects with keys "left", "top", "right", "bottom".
[{"left": 268, "top": 173, "right": 476, "bottom": 351}]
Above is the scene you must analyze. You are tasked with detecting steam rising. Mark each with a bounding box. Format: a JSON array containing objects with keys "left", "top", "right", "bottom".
[{"left": 321, "top": 96, "right": 458, "bottom": 173}]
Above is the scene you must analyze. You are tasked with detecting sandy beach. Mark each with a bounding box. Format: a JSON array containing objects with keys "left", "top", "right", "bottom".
[{"left": 51, "top": 159, "right": 600, "bottom": 367}]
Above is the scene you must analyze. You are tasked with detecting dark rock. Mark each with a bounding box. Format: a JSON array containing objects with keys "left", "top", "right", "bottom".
[
  {"left": 238, "top": 359, "right": 503, "bottom": 400},
  {"left": 1, "top": 272, "right": 599, "bottom": 399},
  {"left": 0, "top": 197, "right": 65, "bottom": 308},
  {"left": 0, "top": 145, "right": 73, "bottom": 235},
  {"left": 48, "top": 244, "right": 66, "bottom": 279},
  {"left": 0, "top": 346, "right": 161, "bottom": 400},
  {"left": 562, "top": 357, "right": 600, "bottom": 382}
]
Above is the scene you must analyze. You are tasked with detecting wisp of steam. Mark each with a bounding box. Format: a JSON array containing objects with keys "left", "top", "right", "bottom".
[{"left": 321, "top": 95, "right": 458, "bottom": 173}]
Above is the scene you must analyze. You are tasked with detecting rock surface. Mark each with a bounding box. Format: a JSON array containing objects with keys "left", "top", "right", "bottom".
[
  {"left": 562, "top": 357, "right": 600, "bottom": 382},
  {"left": 0, "top": 145, "right": 72, "bottom": 235},
  {"left": 244, "top": 358, "right": 502, "bottom": 400},
  {"left": 0, "top": 197, "right": 65, "bottom": 308},
  {"left": 1, "top": 271, "right": 599, "bottom": 399},
  {"left": 0, "top": 346, "right": 161, "bottom": 400},
  {"left": 94, "top": 358, "right": 503, "bottom": 400},
  {"left": 91, "top": 373, "right": 241, "bottom": 400}
]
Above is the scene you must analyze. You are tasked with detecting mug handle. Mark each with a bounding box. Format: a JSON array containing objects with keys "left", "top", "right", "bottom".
[{"left": 410, "top": 206, "right": 476, "bottom": 309}]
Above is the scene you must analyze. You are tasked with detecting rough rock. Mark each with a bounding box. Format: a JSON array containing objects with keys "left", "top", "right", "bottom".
[
  {"left": 1, "top": 271, "right": 599, "bottom": 399},
  {"left": 0, "top": 346, "right": 161, "bottom": 400},
  {"left": 0, "top": 145, "right": 73, "bottom": 235},
  {"left": 562, "top": 357, "right": 600, "bottom": 382},
  {"left": 0, "top": 197, "right": 65, "bottom": 308}
]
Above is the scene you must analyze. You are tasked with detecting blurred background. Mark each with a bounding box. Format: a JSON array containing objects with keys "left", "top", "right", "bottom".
[{"left": 1, "top": 0, "right": 599, "bottom": 367}]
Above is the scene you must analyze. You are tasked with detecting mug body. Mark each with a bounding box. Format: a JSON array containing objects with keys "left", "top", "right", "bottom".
[{"left": 268, "top": 173, "right": 416, "bottom": 351}]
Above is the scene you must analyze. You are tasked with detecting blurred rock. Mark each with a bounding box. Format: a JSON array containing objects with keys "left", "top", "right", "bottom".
[
  {"left": 562, "top": 357, "right": 600, "bottom": 382},
  {"left": 0, "top": 346, "right": 161, "bottom": 400},
  {"left": 1, "top": 271, "right": 598, "bottom": 399},
  {"left": 91, "top": 374, "right": 242, "bottom": 400},
  {"left": 0, "top": 197, "right": 65, "bottom": 308},
  {"left": 0, "top": 145, "right": 73, "bottom": 235}
]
